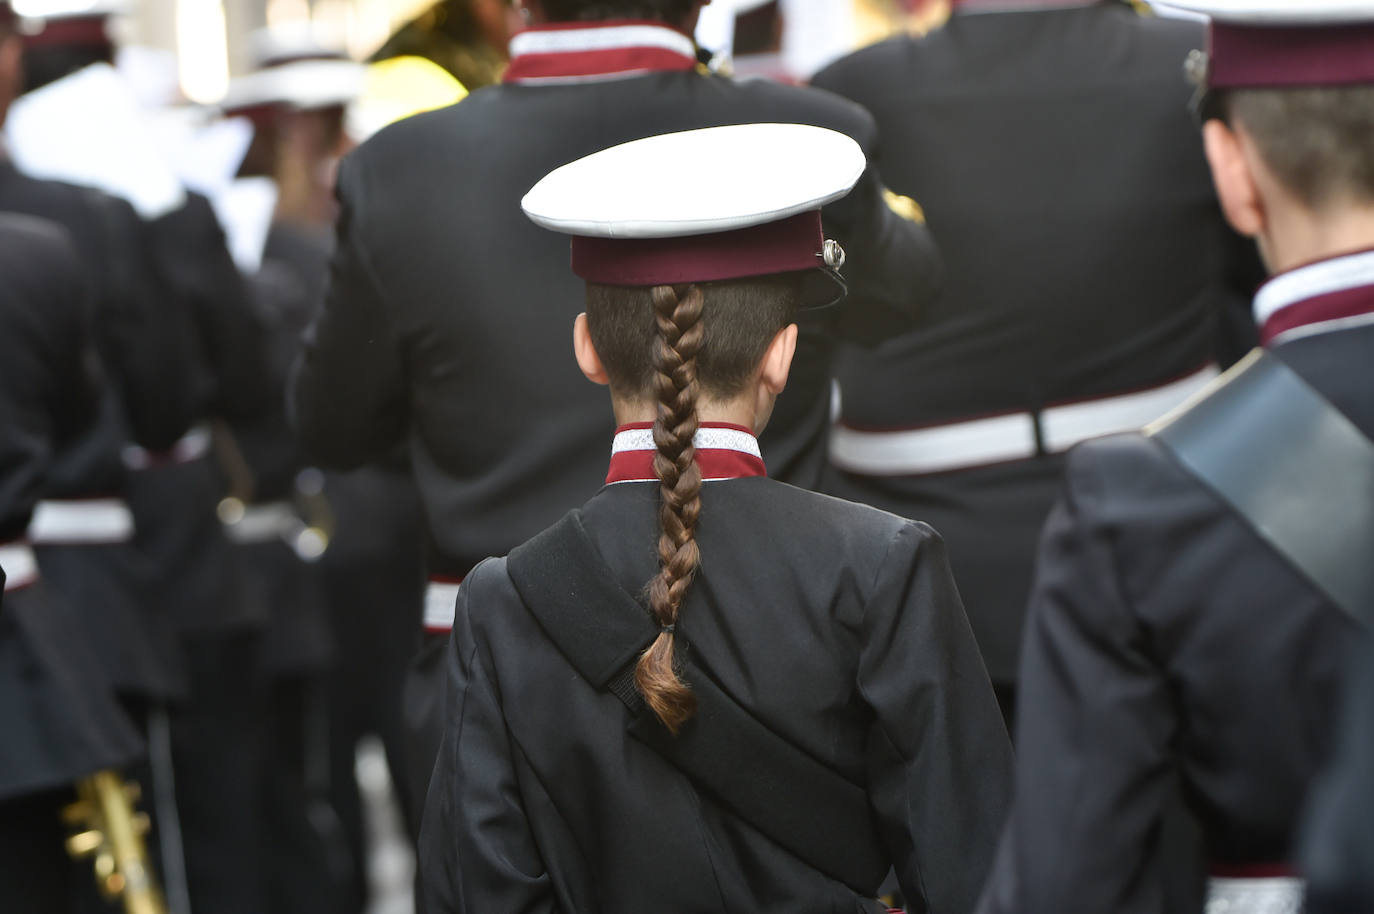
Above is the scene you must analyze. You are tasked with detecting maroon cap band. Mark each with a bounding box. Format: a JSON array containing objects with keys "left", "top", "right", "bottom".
[
  {"left": 571, "top": 211, "right": 825, "bottom": 287},
  {"left": 1210, "top": 23, "right": 1374, "bottom": 89},
  {"left": 23, "top": 15, "right": 111, "bottom": 49}
]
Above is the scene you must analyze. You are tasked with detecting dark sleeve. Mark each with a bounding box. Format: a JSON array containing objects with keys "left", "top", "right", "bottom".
[
  {"left": 87, "top": 193, "right": 200, "bottom": 450},
  {"left": 417, "top": 560, "right": 558, "bottom": 914},
  {"left": 0, "top": 223, "right": 101, "bottom": 537},
  {"left": 858, "top": 521, "right": 1012, "bottom": 914},
  {"left": 810, "top": 81, "right": 943, "bottom": 347},
  {"left": 1302, "top": 634, "right": 1374, "bottom": 914},
  {"left": 289, "top": 152, "right": 410, "bottom": 469},
  {"left": 978, "top": 446, "right": 1175, "bottom": 914},
  {"left": 149, "top": 193, "right": 274, "bottom": 422}
]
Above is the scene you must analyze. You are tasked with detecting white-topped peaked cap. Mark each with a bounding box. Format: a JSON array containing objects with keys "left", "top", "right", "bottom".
[
  {"left": 1161, "top": 0, "right": 1374, "bottom": 22},
  {"left": 522, "top": 123, "right": 864, "bottom": 307},
  {"left": 10, "top": 0, "right": 126, "bottom": 20},
  {"left": 220, "top": 25, "right": 365, "bottom": 112},
  {"left": 1167, "top": 0, "right": 1374, "bottom": 90},
  {"left": 522, "top": 123, "right": 863, "bottom": 239}
]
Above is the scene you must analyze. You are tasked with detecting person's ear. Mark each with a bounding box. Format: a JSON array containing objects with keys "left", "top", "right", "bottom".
[
  {"left": 573, "top": 313, "right": 610, "bottom": 386},
  {"left": 1203, "top": 119, "right": 1265, "bottom": 239},
  {"left": 759, "top": 322, "right": 798, "bottom": 396}
]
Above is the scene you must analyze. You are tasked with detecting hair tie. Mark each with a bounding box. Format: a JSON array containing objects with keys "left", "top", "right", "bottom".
[{"left": 660, "top": 624, "right": 676, "bottom": 635}]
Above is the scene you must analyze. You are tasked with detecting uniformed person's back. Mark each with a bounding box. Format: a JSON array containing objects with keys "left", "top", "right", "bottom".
[
  {"left": 418, "top": 123, "right": 1010, "bottom": 914},
  {"left": 979, "top": 4, "right": 1374, "bottom": 911},
  {"left": 812, "top": 0, "right": 1263, "bottom": 709},
  {"left": 292, "top": 0, "right": 943, "bottom": 822},
  {"left": 0, "top": 211, "right": 146, "bottom": 912}
]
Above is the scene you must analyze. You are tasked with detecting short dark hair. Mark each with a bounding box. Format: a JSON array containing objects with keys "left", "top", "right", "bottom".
[
  {"left": 540, "top": 0, "right": 697, "bottom": 24},
  {"left": 1221, "top": 86, "right": 1374, "bottom": 210},
  {"left": 585, "top": 273, "right": 800, "bottom": 402}
]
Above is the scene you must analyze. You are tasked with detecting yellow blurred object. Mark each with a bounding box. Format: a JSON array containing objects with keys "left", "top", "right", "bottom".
[
  {"left": 883, "top": 188, "right": 927, "bottom": 225},
  {"left": 64, "top": 771, "right": 167, "bottom": 914},
  {"left": 853, "top": 0, "right": 952, "bottom": 47},
  {"left": 348, "top": 55, "right": 469, "bottom": 141}
]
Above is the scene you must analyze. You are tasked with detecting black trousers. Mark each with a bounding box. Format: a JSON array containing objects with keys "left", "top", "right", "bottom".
[
  {"left": 169, "top": 629, "right": 270, "bottom": 914},
  {"left": 0, "top": 789, "right": 71, "bottom": 913},
  {"left": 318, "top": 508, "right": 423, "bottom": 911},
  {"left": 266, "top": 675, "right": 352, "bottom": 914},
  {"left": 401, "top": 631, "right": 449, "bottom": 838}
]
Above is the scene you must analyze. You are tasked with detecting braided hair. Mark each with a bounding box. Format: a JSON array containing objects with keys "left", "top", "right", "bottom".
[{"left": 586, "top": 275, "right": 800, "bottom": 734}]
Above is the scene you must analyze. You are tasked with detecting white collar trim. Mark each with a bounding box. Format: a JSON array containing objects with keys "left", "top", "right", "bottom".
[
  {"left": 509, "top": 24, "right": 695, "bottom": 61},
  {"left": 1254, "top": 249, "right": 1374, "bottom": 328},
  {"left": 612, "top": 426, "right": 761, "bottom": 457}
]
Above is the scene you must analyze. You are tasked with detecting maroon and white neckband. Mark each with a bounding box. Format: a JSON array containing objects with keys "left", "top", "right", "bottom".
[
  {"left": 504, "top": 20, "right": 698, "bottom": 85},
  {"left": 1254, "top": 248, "right": 1374, "bottom": 347},
  {"left": 607, "top": 422, "right": 766, "bottom": 484}
]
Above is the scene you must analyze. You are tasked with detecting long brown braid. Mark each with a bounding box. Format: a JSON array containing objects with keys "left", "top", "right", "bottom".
[
  {"left": 585, "top": 276, "right": 801, "bottom": 734},
  {"left": 636, "top": 283, "right": 705, "bottom": 734}
]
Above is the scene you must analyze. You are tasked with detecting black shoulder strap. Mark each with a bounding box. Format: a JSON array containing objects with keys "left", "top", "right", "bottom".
[
  {"left": 507, "top": 513, "right": 889, "bottom": 896},
  {"left": 1151, "top": 349, "right": 1374, "bottom": 627}
]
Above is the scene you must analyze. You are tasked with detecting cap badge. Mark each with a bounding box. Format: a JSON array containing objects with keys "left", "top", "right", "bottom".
[
  {"left": 1184, "top": 49, "right": 1210, "bottom": 89},
  {"left": 822, "top": 239, "right": 846, "bottom": 271}
]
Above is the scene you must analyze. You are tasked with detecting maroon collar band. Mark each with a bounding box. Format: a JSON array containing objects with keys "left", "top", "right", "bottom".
[{"left": 504, "top": 20, "right": 698, "bottom": 85}]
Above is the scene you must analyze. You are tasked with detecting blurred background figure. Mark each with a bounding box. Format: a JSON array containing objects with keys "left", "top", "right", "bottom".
[
  {"left": 812, "top": 0, "right": 1264, "bottom": 726},
  {"left": 369, "top": 0, "right": 518, "bottom": 89},
  {"left": 223, "top": 25, "right": 441, "bottom": 914},
  {"left": 218, "top": 25, "right": 366, "bottom": 914},
  {"left": 0, "top": 209, "right": 149, "bottom": 914},
  {"left": 8, "top": 3, "right": 278, "bottom": 912}
]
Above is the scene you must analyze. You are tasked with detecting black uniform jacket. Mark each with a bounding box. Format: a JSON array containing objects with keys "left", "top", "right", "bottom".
[
  {"left": 0, "top": 159, "right": 200, "bottom": 451},
  {"left": 1303, "top": 632, "right": 1374, "bottom": 914},
  {"left": 1, "top": 161, "right": 197, "bottom": 702},
  {"left": 0, "top": 214, "right": 142, "bottom": 799},
  {"left": 811, "top": 1, "right": 1261, "bottom": 683},
  {"left": 418, "top": 477, "right": 1012, "bottom": 914},
  {"left": 232, "top": 223, "right": 342, "bottom": 675},
  {"left": 978, "top": 271, "right": 1374, "bottom": 913},
  {"left": 292, "top": 25, "right": 940, "bottom": 578},
  {"left": 127, "top": 192, "right": 275, "bottom": 634}
]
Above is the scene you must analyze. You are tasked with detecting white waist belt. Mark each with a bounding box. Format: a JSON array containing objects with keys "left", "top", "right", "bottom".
[
  {"left": 122, "top": 423, "right": 213, "bottom": 471},
  {"left": 0, "top": 542, "right": 39, "bottom": 591},
  {"left": 221, "top": 501, "right": 301, "bottom": 545},
  {"left": 831, "top": 364, "right": 1220, "bottom": 476},
  {"left": 28, "top": 498, "right": 136, "bottom": 544},
  {"left": 1205, "top": 876, "right": 1304, "bottom": 914},
  {"left": 424, "top": 579, "right": 464, "bottom": 633}
]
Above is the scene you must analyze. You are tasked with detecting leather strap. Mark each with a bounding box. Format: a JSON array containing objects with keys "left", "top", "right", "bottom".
[
  {"left": 507, "top": 512, "right": 889, "bottom": 895},
  {"left": 1151, "top": 349, "right": 1374, "bottom": 627}
]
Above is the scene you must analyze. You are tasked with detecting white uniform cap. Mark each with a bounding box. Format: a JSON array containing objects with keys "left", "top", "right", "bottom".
[
  {"left": 522, "top": 123, "right": 864, "bottom": 307},
  {"left": 220, "top": 26, "right": 365, "bottom": 112},
  {"left": 9, "top": 0, "right": 125, "bottom": 20},
  {"left": 1165, "top": 0, "right": 1374, "bottom": 91},
  {"left": 1160, "top": 0, "right": 1374, "bottom": 23},
  {"left": 523, "top": 123, "right": 862, "bottom": 239}
]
